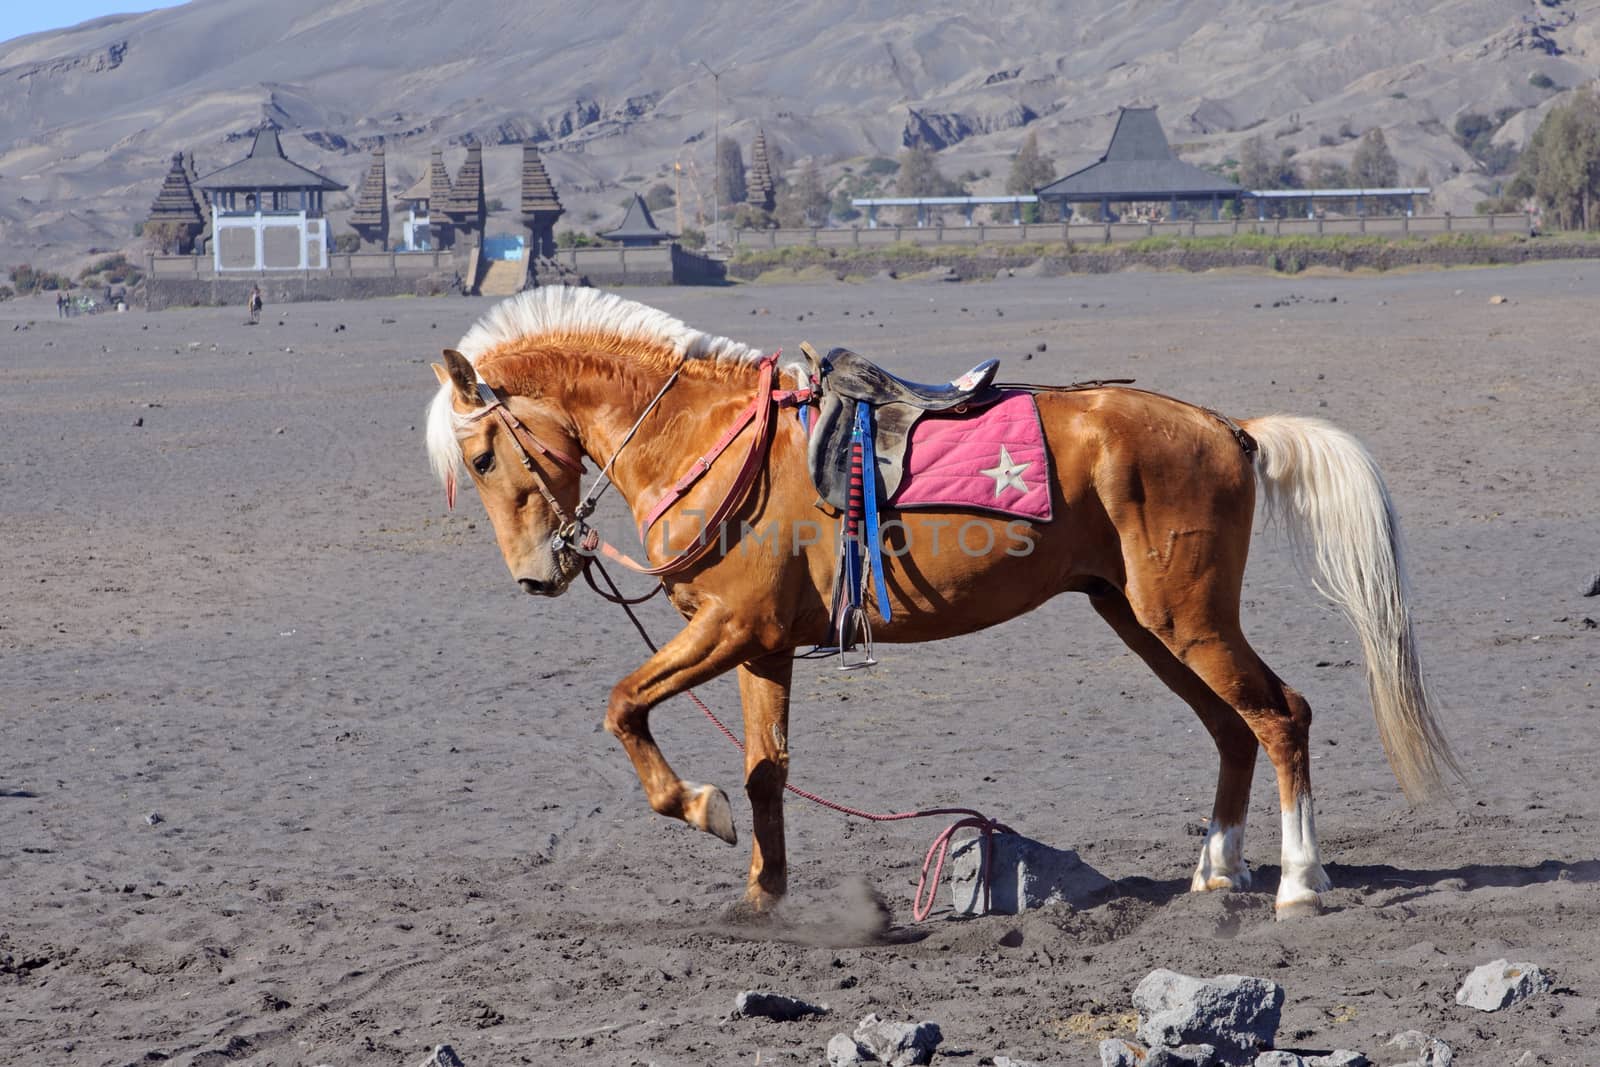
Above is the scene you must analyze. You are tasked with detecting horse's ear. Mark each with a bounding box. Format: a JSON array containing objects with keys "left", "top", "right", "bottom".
[
  {"left": 430, "top": 362, "right": 450, "bottom": 386},
  {"left": 440, "top": 348, "right": 478, "bottom": 406}
]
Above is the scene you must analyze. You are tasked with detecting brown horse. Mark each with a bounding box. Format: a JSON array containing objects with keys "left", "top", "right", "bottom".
[{"left": 424, "top": 287, "right": 1457, "bottom": 919}]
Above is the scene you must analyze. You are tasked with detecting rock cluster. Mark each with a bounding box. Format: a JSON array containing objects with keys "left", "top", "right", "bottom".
[
  {"left": 826, "top": 1013, "right": 943, "bottom": 1066},
  {"left": 1095, "top": 969, "right": 1461, "bottom": 1067}
]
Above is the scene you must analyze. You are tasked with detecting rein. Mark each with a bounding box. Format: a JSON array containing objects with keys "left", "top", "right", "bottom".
[
  {"left": 470, "top": 351, "right": 1013, "bottom": 918},
  {"left": 588, "top": 556, "right": 1015, "bottom": 922},
  {"left": 465, "top": 353, "right": 805, "bottom": 595}
]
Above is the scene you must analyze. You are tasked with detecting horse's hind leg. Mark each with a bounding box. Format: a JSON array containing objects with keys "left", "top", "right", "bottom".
[
  {"left": 1125, "top": 582, "right": 1332, "bottom": 915},
  {"left": 1091, "top": 591, "right": 1257, "bottom": 892}
]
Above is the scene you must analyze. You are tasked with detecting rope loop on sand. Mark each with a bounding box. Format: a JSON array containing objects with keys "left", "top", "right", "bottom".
[{"left": 594, "top": 557, "right": 1014, "bottom": 921}]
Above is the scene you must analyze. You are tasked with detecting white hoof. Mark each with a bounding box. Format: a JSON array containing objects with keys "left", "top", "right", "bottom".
[
  {"left": 1191, "top": 866, "right": 1254, "bottom": 892},
  {"left": 1276, "top": 864, "right": 1331, "bottom": 918},
  {"left": 1191, "top": 822, "right": 1251, "bottom": 892}
]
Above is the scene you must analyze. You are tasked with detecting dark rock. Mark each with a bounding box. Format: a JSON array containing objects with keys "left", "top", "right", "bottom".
[{"left": 734, "top": 989, "right": 830, "bottom": 1021}]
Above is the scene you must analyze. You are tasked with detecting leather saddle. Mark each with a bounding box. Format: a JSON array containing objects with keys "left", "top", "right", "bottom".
[{"left": 803, "top": 344, "right": 1001, "bottom": 510}]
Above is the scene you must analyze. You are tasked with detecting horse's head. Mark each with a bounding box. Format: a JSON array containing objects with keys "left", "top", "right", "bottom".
[{"left": 427, "top": 348, "right": 586, "bottom": 597}]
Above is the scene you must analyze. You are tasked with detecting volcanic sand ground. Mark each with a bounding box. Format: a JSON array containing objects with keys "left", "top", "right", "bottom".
[{"left": 2, "top": 264, "right": 1598, "bottom": 1066}]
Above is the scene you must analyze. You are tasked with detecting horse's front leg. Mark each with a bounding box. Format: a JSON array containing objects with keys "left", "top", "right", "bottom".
[
  {"left": 604, "top": 604, "right": 760, "bottom": 845},
  {"left": 738, "top": 651, "right": 793, "bottom": 911}
]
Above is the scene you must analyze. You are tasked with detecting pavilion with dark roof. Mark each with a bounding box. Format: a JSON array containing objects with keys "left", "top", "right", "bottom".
[
  {"left": 601, "top": 194, "right": 672, "bottom": 247},
  {"left": 1035, "top": 107, "right": 1242, "bottom": 221},
  {"left": 195, "top": 122, "right": 345, "bottom": 271}
]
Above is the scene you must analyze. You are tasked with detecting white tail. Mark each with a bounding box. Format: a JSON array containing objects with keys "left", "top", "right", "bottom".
[{"left": 1243, "top": 415, "right": 1460, "bottom": 802}]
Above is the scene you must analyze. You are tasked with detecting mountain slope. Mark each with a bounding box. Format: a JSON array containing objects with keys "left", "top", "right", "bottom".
[{"left": 1, "top": 0, "right": 1595, "bottom": 267}]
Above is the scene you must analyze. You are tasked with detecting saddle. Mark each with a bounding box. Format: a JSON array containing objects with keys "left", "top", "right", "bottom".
[
  {"left": 798, "top": 344, "right": 1003, "bottom": 664},
  {"left": 803, "top": 345, "right": 1001, "bottom": 510}
]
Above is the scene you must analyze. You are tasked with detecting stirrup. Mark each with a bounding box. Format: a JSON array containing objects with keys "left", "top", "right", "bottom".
[{"left": 837, "top": 606, "right": 877, "bottom": 671}]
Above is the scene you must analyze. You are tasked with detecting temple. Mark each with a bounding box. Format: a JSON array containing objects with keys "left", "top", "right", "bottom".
[
  {"left": 348, "top": 141, "right": 389, "bottom": 250},
  {"left": 519, "top": 143, "right": 580, "bottom": 288},
  {"left": 443, "top": 142, "right": 487, "bottom": 250},
  {"left": 1035, "top": 107, "right": 1243, "bottom": 221},
  {"left": 601, "top": 194, "right": 672, "bottom": 247},
  {"left": 746, "top": 129, "right": 776, "bottom": 212},
  {"left": 144, "top": 152, "right": 206, "bottom": 254},
  {"left": 194, "top": 122, "right": 345, "bottom": 271}
]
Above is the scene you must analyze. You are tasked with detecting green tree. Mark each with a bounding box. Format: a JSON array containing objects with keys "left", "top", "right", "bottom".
[
  {"left": 1003, "top": 132, "right": 1056, "bottom": 222},
  {"left": 1349, "top": 128, "right": 1400, "bottom": 188},
  {"left": 716, "top": 137, "right": 747, "bottom": 206},
  {"left": 895, "top": 142, "right": 965, "bottom": 222},
  {"left": 1507, "top": 87, "right": 1600, "bottom": 229},
  {"left": 644, "top": 182, "right": 675, "bottom": 210},
  {"left": 776, "top": 159, "right": 830, "bottom": 227},
  {"left": 1237, "top": 135, "right": 1276, "bottom": 190},
  {"left": 143, "top": 220, "right": 190, "bottom": 254},
  {"left": 1308, "top": 159, "right": 1350, "bottom": 189}
]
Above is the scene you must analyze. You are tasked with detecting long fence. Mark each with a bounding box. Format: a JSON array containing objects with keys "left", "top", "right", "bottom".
[
  {"left": 145, "top": 242, "right": 723, "bottom": 307},
  {"left": 147, "top": 249, "right": 459, "bottom": 279},
  {"left": 731, "top": 213, "right": 1533, "bottom": 251}
]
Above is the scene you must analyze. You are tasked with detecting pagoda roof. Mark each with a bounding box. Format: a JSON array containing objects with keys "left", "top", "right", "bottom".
[
  {"left": 520, "top": 143, "right": 563, "bottom": 215},
  {"left": 428, "top": 147, "right": 453, "bottom": 206},
  {"left": 349, "top": 141, "right": 388, "bottom": 226},
  {"left": 600, "top": 194, "right": 672, "bottom": 242},
  {"left": 443, "top": 143, "right": 484, "bottom": 217},
  {"left": 196, "top": 123, "right": 345, "bottom": 192},
  {"left": 1035, "top": 107, "right": 1240, "bottom": 201},
  {"left": 746, "top": 128, "right": 775, "bottom": 209},
  {"left": 148, "top": 152, "right": 204, "bottom": 226}
]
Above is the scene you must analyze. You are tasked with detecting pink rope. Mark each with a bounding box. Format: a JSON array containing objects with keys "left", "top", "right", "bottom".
[
  {"left": 681, "top": 674, "right": 1014, "bottom": 922},
  {"left": 591, "top": 559, "right": 1015, "bottom": 922}
]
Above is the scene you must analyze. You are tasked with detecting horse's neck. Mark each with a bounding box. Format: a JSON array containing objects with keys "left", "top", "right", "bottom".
[{"left": 566, "top": 360, "right": 761, "bottom": 514}]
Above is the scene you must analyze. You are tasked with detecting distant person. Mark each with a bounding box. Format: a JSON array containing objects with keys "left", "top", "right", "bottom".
[
  {"left": 247, "top": 284, "right": 263, "bottom": 325},
  {"left": 56, "top": 292, "right": 66, "bottom": 318}
]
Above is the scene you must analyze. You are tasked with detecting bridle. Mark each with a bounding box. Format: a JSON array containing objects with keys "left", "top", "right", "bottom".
[
  {"left": 455, "top": 352, "right": 806, "bottom": 596},
  {"left": 460, "top": 378, "right": 596, "bottom": 588}
]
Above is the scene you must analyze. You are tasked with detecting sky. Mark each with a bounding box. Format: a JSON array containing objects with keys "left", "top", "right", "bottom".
[{"left": 0, "top": 0, "right": 188, "bottom": 45}]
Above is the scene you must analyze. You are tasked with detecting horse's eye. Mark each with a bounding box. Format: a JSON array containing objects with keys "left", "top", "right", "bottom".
[{"left": 472, "top": 450, "right": 495, "bottom": 475}]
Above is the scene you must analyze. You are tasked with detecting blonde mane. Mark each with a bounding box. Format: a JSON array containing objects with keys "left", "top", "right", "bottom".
[{"left": 425, "top": 287, "right": 765, "bottom": 493}]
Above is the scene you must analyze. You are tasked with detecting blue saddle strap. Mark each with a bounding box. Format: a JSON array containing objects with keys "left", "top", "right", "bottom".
[{"left": 855, "top": 404, "right": 892, "bottom": 622}]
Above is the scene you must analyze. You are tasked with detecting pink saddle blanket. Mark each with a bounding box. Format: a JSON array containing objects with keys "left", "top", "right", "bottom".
[{"left": 888, "top": 390, "right": 1053, "bottom": 522}]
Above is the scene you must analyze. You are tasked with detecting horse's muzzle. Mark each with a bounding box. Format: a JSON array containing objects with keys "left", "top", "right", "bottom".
[{"left": 518, "top": 577, "right": 563, "bottom": 597}]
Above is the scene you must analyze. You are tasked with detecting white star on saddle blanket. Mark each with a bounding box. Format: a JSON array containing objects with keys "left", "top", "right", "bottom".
[{"left": 979, "top": 445, "right": 1032, "bottom": 497}]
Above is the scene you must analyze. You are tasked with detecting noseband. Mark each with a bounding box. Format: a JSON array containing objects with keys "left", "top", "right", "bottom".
[
  {"left": 464, "top": 380, "right": 595, "bottom": 587},
  {"left": 458, "top": 353, "right": 801, "bottom": 592}
]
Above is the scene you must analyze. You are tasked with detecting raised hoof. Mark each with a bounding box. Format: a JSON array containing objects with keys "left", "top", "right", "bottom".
[
  {"left": 1275, "top": 894, "right": 1324, "bottom": 920},
  {"left": 688, "top": 783, "right": 737, "bottom": 845}
]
